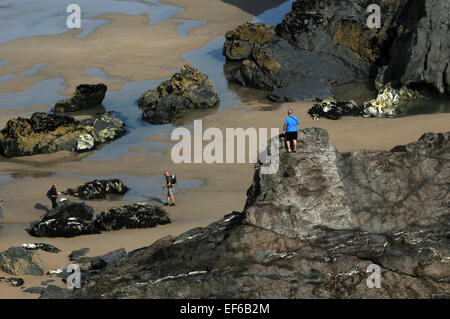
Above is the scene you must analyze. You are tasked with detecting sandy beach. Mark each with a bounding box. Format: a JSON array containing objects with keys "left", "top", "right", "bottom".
[{"left": 0, "top": 0, "right": 449, "bottom": 298}]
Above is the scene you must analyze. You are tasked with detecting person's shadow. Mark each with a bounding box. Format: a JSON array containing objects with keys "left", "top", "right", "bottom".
[
  {"left": 35, "top": 203, "right": 50, "bottom": 214},
  {"left": 141, "top": 196, "right": 164, "bottom": 204}
]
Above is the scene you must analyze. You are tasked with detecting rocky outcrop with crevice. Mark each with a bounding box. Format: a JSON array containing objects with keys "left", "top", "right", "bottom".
[
  {"left": 0, "top": 112, "right": 125, "bottom": 157},
  {"left": 65, "top": 179, "right": 128, "bottom": 200},
  {"left": 138, "top": 65, "right": 219, "bottom": 124},
  {"left": 72, "top": 128, "right": 449, "bottom": 299},
  {"left": 224, "top": 0, "right": 449, "bottom": 100},
  {"left": 52, "top": 84, "right": 107, "bottom": 113},
  {"left": 308, "top": 99, "right": 363, "bottom": 120},
  {"left": 223, "top": 23, "right": 343, "bottom": 101},
  {"left": 362, "top": 83, "right": 424, "bottom": 117}
]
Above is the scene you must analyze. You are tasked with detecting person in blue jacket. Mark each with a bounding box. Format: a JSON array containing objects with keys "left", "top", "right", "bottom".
[{"left": 282, "top": 109, "right": 299, "bottom": 153}]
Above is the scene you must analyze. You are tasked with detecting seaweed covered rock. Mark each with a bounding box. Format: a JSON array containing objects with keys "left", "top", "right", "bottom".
[
  {"left": 0, "top": 112, "right": 84, "bottom": 157},
  {"left": 362, "top": 83, "right": 424, "bottom": 117},
  {"left": 79, "top": 112, "right": 125, "bottom": 144},
  {"left": 308, "top": 99, "right": 363, "bottom": 120},
  {"left": 0, "top": 277, "right": 24, "bottom": 287},
  {"left": 28, "top": 200, "right": 99, "bottom": 238},
  {"left": 73, "top": 129, "right": 449, "bottom": 299},
  {"left": 66, "top": 179, "right": 128, "bottom": 200},
  {"left": 0, "top": 247, "right": 44, "bottom": 276},
  {"left": 138, "top": 65, "right": 219, "bottom": 124},
  {"left": 52, "top": 84, "right": 107, "bottom": 113},
  {"left": 21, "top": 243, "right": 61, "bottom": 253},
  {"left": 94, "top": 202, "right": 170, "bottom": 231},
  {"left": 28, "top": 200, "right": 170, "bottom": 238},
  {"left": 0, "top": 112, "right": 125, "bottom": 157}
]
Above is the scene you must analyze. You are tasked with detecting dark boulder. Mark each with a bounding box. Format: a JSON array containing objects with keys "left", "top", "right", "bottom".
[
  {"left": 0, "top": 247, "right": 44, "bottom": 276},
  {"left": 223, "top": 23, "right": 359, "bottom": 93},
  {"left": 52, "top": 84, "right": 107, "bottom": 113},
  {"left": 94, "top": 202, "right": 171, "bottom": 231},
  {"left": 28, "top": 200, "right": 99, "bottom": 238},
  {"left": 138, "top": 65, "right": 219, "bottom": 124},
  {"left": 73, "top": 129, "right": 449, "bottom": 299},
  {"left": 66, "top": 179, "right": 128, "bottom": 200}
]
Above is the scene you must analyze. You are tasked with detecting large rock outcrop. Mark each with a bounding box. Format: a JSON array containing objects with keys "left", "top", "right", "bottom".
[
  {"left": 72, "top": 128, "right": 449, "bottom": 299},
  {"left": 0, "top": 112, "right": 125, "bottom": 157},
  {"left": 65, "top": 179, "right": 128, "bottom": 200},
  {"left": 224, "top": 0, "right": 449, "bottom": 101},
  {"left": 138, "top": 65, "right": 219, "bottom": 124},
  {"left": 223, "top": 23, "right": 340, "bottom": 101},
  {"left": 52, "top": 84, "right": 107, "bottom": 113}
]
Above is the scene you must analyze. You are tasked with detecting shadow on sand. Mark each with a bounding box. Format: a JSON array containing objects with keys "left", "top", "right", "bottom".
[{"left": 221, "top": 0, "right": 288, "bottom": 16}]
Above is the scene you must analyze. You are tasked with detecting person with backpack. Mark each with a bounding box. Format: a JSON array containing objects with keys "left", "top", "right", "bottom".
[
  {"left": 47, "top": 184, "right": 61, "bottom": 210},
  {"left": 162, "top": 171, "right": 176, "bottom": 206}
]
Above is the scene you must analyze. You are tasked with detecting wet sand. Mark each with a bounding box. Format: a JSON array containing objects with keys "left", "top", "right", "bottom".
[
  {"left": 0, "top": 0, "right": 449, "bottom": 299},
  {"left": 0, "top": 0, "right": 261, "bottom": 96}
]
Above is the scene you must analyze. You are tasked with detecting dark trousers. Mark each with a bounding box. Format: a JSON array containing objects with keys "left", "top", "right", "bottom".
[{"left": 51, "top": 197, "right": 57, "bottom": 209}]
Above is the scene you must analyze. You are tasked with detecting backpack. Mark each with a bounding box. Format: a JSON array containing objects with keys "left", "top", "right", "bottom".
[
  {"left": 171, "top": 175, "right": 177, "bottom": 186},
  {"left": 46, "top": 188, "right": 52, "bottom": 199}
]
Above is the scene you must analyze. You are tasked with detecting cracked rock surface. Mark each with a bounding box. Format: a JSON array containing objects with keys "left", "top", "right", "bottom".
[{"left": 72, "top": 128, "right": 449, "bottom": 298}]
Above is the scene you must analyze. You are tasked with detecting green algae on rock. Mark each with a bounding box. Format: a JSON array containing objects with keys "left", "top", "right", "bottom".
[
  {"left": 0, "top": 112, "right": 125, "bottom": 157},
  {"left": 52, "top": 84, "right": 107, "bottom": 113}
]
